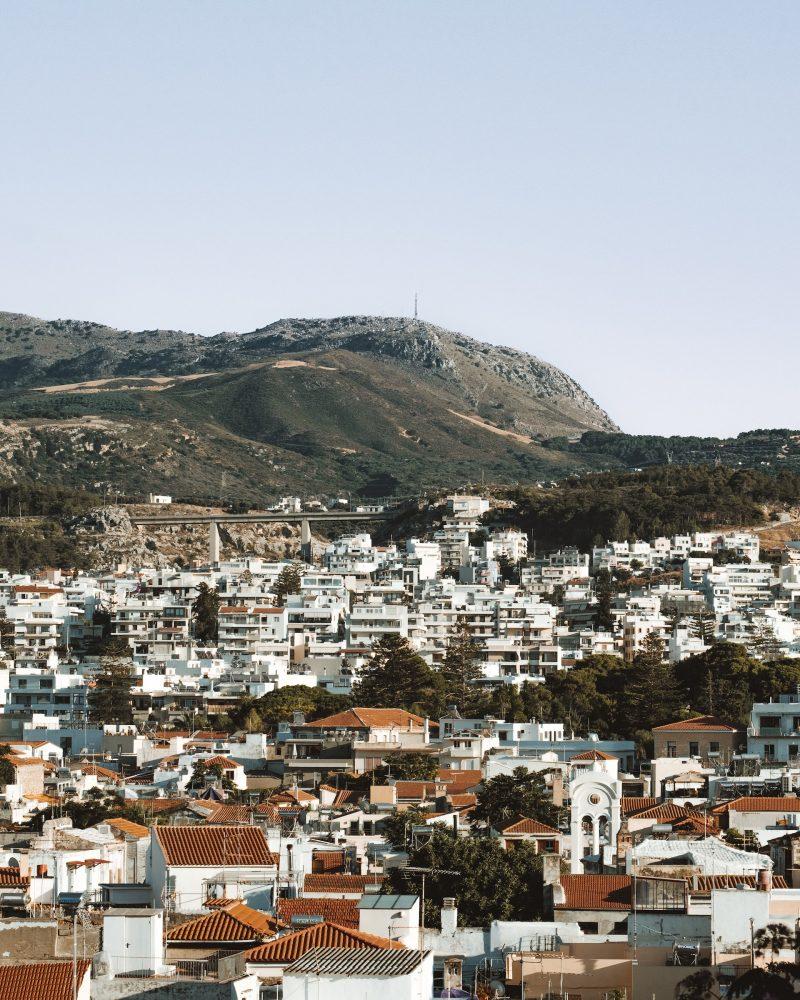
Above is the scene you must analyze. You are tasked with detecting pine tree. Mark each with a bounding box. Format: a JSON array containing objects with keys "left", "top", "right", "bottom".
[
  {"left": 273, "top": 564, "right": 303, "bottom": 606},
  {"left": 440, "top": 621, "right": 483, "bottom": 715},
  {"left": 594, "top": 568, "right": 614, "bottom": 631},
  {"left": 353, "top": 635, "right": 444, "bottom": 717},
  {"left": 626, "top": 630, "right": 683, "bottom": 738},
  {"left": 192, "top": 583, "right": 221, "bottom": 642},
  {"left": 88, "top": 657, "right": 134, "bottom": 725}
]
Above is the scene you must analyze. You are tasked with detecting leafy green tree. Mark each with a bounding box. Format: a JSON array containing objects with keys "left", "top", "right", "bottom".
[
  {"left": 0, "top": 745, "right": 16, "bottom": 787},
  {"left": 0, "top": 614, "right": 15, "bottom": 654},
  {"left": 440, "top": 621, "right": 484, "bottom": 716},
  {"left": 189, "top": 759, "right": 234, "bottom": 792},
  {"left": 353, "top": 635, "right": 444, "bottom": 717},
  {"left": 273, "top": 564, "right": 303, "bottom": 606},
  {"left": 240, "top": 686, "right": 352, "bottom": 731},
  {"left": 381, "top": 751, "right": 438, "bottom": 781},
  {"left": 381, "top": 806, "right": 432, "bottom": 850},
  {"left": 192, "top": 583, "right": 220, "bottom": 642},
  {"left": 386, "top": 829, "right": 547, "bottom": 925},
  {"left": 473, "top": 767, "right": 560, "bottom": 830},
  {"left": 675, "top": 642, "right": 764, "bottom": 725}
]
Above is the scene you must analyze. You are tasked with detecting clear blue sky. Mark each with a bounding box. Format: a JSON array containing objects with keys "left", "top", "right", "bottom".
[{"left": 1, "top": 2, "right": 798, "bottom": 436}]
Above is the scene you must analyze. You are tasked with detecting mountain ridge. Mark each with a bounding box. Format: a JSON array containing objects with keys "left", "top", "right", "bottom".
[{"left": 0, "top": 311, "right": 617, "bottom": 438}]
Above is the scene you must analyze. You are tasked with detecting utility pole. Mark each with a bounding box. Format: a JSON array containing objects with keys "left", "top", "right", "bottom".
[{"left": 414, "top": 293, "right": 418, "bottom": 319}]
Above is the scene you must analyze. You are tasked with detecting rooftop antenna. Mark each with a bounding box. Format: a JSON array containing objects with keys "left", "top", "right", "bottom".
[{"left": 414, "top": 293, "right": 418, "bottom": 320}]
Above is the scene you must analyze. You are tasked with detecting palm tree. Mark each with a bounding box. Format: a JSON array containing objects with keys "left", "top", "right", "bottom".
[{"left": 754, "top": 922, "right": 796, "bottom": 964}]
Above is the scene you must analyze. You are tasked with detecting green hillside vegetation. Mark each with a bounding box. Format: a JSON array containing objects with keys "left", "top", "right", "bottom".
[
  {"left": 550, "top": 428, "right": 800, "bottom": 474},
  {"left": 0, "top": 355, "right": 609, "bottom": 500},
  {"left": 503, "top": 465, "right": 800, "bottom": 551}
]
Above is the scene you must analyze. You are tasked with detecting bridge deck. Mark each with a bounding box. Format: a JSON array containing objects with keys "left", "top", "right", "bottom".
[{"left": 130, "top": 510, "right": 392, "bottom": 526}]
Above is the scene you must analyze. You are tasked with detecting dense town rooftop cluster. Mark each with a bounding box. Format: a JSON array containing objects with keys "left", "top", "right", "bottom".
[{"left": 1, "top": 492, "right": 800, "bottom": 998}]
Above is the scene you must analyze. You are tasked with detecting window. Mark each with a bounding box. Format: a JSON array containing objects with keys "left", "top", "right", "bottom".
[
  {"left": 710, "top": 741, "right": 720, "bottom": 753},
  {"left": 689, "top": 741, "right": 699, "bottom": 757},
  {"left": 666, "top": 741, "right": 677, "bottom": 757},
  {"left": 764, "top": 744, "right": 776, "bottom": 761}
]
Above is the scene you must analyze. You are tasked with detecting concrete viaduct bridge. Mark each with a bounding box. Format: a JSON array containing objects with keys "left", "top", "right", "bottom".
[{"left": 129, "top": 509, "right": 395, "bottom": 563}]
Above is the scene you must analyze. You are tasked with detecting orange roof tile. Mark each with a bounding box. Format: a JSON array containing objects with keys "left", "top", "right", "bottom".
[
  {"left": 303, "top": 874, "right": 384, "bottom": 894},
  {"left": 277, "top": 898, "right": 359, "bottom": 929},
  {"left": 0, "top": 866, "right": 29, "bottom": 887},
  {"left": 0, "top": 960, "right": 90, "bottom": 1000},
  {"left": 693, "top": 874, "right": 788, "bottom": 891},
  {"left": 716, "top": 796, "right": 800, "bottom": 813},
  {"left": 570, "top": 749, "right": 616, "bottom": 761},
  {"left": 394, "top": 781, "right": 437, "bottom": 800},
  {"left": 303, "top": 708, "right": 425, "bottom": 730},
  {"left": 106, "top": 818, "right": 150, "bottom": 839},
  {"left": 168, "top": 902, "right": 282, "bottom": 942},
  {"left": 244, "top": 922, "right": 404, "bottom": 965},
  {"left": 500, "top": 817, "right": 561, "bottom": 836},
  {"left": 155, "top": 826, "right": 278, "bottom": 867},
  {"left": 652, "top": 715, "right": 740, "bottom": 732},
  {"left": 201, "top": 755, "right": 241, "bottom": 770},
  {"left": 555, "top": 875, "right": 633, "bottom": 911},
  {"left": 621, "top": 797, "right": 659, "bottom": 816}
]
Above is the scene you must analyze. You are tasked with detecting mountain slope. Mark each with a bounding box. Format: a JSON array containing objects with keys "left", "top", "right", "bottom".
[
  {"left": 0, "top": 310, "right": 624, "bottom": 498},
  {"left": 0, "top": 312, "right": 616, "bottom": 439}
]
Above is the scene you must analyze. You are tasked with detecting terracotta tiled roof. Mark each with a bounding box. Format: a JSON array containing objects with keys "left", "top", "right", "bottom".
[
  {"left": 313, "top": 850, "right": 346, "bottom": 872},
  {"left": 555, "top": 875, "right": 633, "bottom": 911},
  {"left": 277, "top": 898, "right": 359, "bottom": 929},
  {"left": 570, "top": 749, "right": 616, "bottom": 761},
  {"left": 203, "top": 896, "right": 241, "bottom": 909},
  {"left": 244, "top": 922, "right": 404, "bottom": 965},
  {"left": 303, "top": 708, "right": 425, "bottom": 730},
  {"left": 71, "top": 761, "right": 121, "bottom": 782},
  {"left": 500, "top": 817, "right": 561, "bottom": 836},
  {"left": 154, "top": 826, "right": 278, "bottom": 867},
  {"left": 0, "top": 866, "right": 29, "bottom": 887},
  {"left": 437, "top": 768, "right": 483, "bottom": 791},
  {"left": 652, "top": 715, "right": 740, "bottom": 732},
  {"left": 190, "top": 801, "right": 252, "bottom": 825},
  {"left": 332, "top": 789, "right": 360, "bottom": 808},
  {"left": 626, "top": 803, "right": 694, "bottom": 822},
  {"left": 168, "top": 902, "right": 282, "bottom": 942},
  {"left": 270, "top": 788, "right": 317, "bottom": 805},
  {"left": 105, "top": 818, "right": 150, "bottom": 839},
  {"left": 201, "top": 755, "right": 241, "bottom": 770},
  {"left": 135, "top": 797, "right": 188, "bottom": 815},
  {"left": 253, "top": 802, "right": 281, "bottom": 824},
  {"left": 394, "top": 781, "right": 437, "bottom": 800},
  {"left": 621, "top": 797, "right": 659, "bottom": 816},
  {"left": 671, "top": 814, "right": 719, "bottom": 835},
  {"left": 0, "top": 960, "right": 90, "bottom": 1000},
  {"left": 303, "top": 874, "right": 384, "bottom": 894},
  {"left": 449, "top": 793, "right": 477, "bottom": 809},
  {"left": 692, "top": 874, "right": 788, "bottom": 891},
  {"left": 716, "top": 796, "right": 800, "bottom": 813}
]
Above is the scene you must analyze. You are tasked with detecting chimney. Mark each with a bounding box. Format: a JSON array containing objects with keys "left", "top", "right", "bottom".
[
  {"left": 542, "top": 854, "right": 562, "bottom": 887},
  {"left": 440, "top": 897, "right": 457, "bottom": 936},
  {"left": 757, "top": 869, "right": 772, "bottom": 892},
  {"left": 551, "top": 772, "right": 564, "bottom": 808}
]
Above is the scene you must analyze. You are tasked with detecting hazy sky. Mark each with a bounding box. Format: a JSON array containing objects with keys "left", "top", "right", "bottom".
[{"left": 1, "top": 2, "right": 798, "bottom": 436}]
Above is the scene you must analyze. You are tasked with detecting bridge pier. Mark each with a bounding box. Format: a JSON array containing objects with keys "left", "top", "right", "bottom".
[
  {"left": 300, "top": 518, "right": 312, "bottom": 563},
  {"left": 209, "top": 521, "right": 220, "bottom": 564}
]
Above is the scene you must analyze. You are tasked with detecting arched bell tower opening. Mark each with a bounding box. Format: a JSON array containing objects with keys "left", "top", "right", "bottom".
[{"left": 570, "top": 766, "right": 621, "bottom": 873}]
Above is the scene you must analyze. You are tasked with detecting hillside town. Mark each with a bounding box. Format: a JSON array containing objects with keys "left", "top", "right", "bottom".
[{"left": 1, "top": 493, "right": 800, "bottom": 999}]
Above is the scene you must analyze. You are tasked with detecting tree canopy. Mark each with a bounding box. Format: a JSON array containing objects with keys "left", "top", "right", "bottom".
[{"left": 353, "top": 634, "right": 444, "bottom": 717}]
